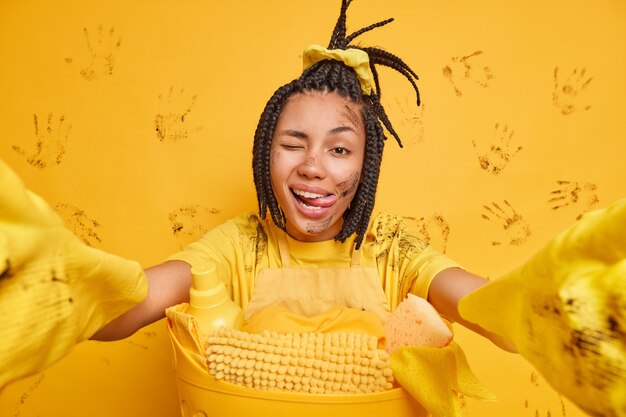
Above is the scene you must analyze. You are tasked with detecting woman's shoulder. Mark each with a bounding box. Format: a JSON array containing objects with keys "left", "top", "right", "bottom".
[
  {"left": 368, "top": 212, "right": 412, "bottom": 237},
  {"left": 217, "top": 211, "right": 268, "bottom": 239},
  {"left": 366, "top": 211, "right": 428, "bottom": 252},
  {"left": 181, "top": 211, "right": 268, "bottom": 256}
]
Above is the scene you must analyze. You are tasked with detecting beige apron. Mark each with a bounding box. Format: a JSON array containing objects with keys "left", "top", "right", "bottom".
[{"left": 244, "top": 230, "right": 391, "bottom": 323}]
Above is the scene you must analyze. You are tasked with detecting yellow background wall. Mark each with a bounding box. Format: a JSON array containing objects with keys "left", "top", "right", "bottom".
[{"left": 1, "top": 0, "right": 624, "bottom": 416}]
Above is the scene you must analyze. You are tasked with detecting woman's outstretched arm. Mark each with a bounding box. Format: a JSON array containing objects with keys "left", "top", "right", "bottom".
[
  {"left": 427, "top": 267, "right": 517, "bottom": 352},
  {"left": 91, "top": 260, "right": 192, "bottom": 341}
]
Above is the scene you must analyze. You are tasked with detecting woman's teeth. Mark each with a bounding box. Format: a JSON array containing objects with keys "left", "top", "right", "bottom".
[
  {"left": 292, "top": 189, "right": 328, "bottom": 211},
  {"left": 293, "top": 189, "right": 326, "bottom": 199}
]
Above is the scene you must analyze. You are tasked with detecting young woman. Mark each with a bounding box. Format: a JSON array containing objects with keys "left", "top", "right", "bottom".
[
  {"left": 1, "top": 0, "right": 515, "bottom": 390},
  {"left": 2, "top": 4, "right": 621, "bottom": 411},
  {"left": 91, "top": 0, "right": 513, "bottom": 352}
]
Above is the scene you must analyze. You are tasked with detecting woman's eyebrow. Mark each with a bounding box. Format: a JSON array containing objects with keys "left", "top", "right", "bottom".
[
  {"left": 279, "top": 129, "right": 308, "bottom": 139},
  {"left": 277, "top": 126, "right": 356, "bottom": 138},
  {"left": 329, "top": 125, "right": 356, "bottom": 135}
]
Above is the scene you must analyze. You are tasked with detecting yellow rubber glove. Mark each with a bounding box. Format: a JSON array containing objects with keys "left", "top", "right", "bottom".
[
  {"left": 0, "top": 159, "right": 148, "bottom": 389},
  {"left": 390, "top": 342, "right": 495, "bottom": 417},
  {"left": 459, "top": 198, "right": 626, "bottom": 417}
]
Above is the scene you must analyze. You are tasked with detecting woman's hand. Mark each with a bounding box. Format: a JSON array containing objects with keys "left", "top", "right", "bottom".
[
  {"left": 0, "top": 159, "right": 147, "bottom": 388},
  {"left": 459, "top": 198, "right": 626, "bottom": 417}
]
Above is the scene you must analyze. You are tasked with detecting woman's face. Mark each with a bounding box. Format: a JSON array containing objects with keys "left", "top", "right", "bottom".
[{"left": 269, "top": 90, "right": 366, "bottom": 242}]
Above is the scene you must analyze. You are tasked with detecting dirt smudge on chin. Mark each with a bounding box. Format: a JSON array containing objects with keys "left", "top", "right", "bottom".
[
  {"left": 306, "top": 216, "right": 333, "bottom": 234},
  {"left": 337, "top": 171, "right": 360, "bottom": 198}
]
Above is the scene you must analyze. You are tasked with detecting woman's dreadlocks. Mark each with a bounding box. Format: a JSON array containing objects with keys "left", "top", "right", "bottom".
[{"left": 252, "top": 0, "right": 420, "bottom": 249}]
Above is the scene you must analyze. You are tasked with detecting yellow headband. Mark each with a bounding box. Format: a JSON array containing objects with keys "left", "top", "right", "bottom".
[{"left": 302, "top": 44, "right": 374, "bottom": 95}]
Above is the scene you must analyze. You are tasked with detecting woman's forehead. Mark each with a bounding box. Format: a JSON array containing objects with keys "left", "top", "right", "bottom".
[{"left": 280, "top": 91, "right": 364, "bottom": 126}]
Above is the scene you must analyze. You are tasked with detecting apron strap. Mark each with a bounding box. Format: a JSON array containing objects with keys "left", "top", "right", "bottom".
[
  {"left": 277, "top": 231, "right": 291, "bottom": 267},
  {"left": 350, "top": 244, "right": 361, "bottom": 267}
]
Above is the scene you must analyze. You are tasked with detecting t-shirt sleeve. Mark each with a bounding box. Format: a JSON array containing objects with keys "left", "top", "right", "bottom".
[
  {"left": 166, "top": 226, "right": 230, "bottom": 268},
  {"left": 368, "top": 212, "right": 463, "bottom": 307},
  {"left": 164, "top": 212, "right": 262, "bottom": 305},
  {"left": 405, "top": 245, "right": 462, "bottom": 299},
  {"left": 165, "top": 220, "right": 238, "bottom": 287}
]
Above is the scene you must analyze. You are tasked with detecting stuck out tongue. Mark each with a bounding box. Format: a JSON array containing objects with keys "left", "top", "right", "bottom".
[{"left": 299, "top": 194, "right": 337, "bottom": 208}]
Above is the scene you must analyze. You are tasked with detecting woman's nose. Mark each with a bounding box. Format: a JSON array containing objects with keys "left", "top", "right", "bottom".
[{"left": 297, "top": 154, "right": 326, "bottom": 179}]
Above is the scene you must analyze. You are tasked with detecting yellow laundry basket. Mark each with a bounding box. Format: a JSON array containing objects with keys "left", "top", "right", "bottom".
[{"left": 167, "top": 321, "right": 427, "bottom": 417}]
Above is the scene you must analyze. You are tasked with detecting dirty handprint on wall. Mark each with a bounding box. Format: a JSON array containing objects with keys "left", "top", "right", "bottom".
[
  {"left": 552, "top": 67, "right": 593, "bottom": 115},
  {"left": 155, "top": 87, "right": 201, "bottom": 142},
  {"left": 481, "top": 199, "right": 532, "bottom": 246},
  {"left": 12, "top": 113, "right": 71, "bottom": 169},
  {"left": 472, "top": 122, "right": 522, "bottom": 175},
  {"left": 403, "top": 213, "right": 451, "bottom": 253},
  {"left": 442, "top": 50, "right": 493, "bottom": 97},
  {"left": 65, "top": 25, "right": 122, "bottom": 81},
  {"left": 548, "top": 180, "right": 599, "bottom": 220},
  {"left": 55, "top": 203, "right": 102, "bottom": 247},
  {"left": 385, "top": 97, "right": 425, "bottom": 146},
  {"left": 169, "top": 204, "right": 221, "bottom": 248}
]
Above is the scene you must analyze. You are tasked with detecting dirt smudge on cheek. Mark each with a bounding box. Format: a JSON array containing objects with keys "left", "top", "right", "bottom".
[{"left": 336, "top": 171, "right": 360, "bottom": 198}]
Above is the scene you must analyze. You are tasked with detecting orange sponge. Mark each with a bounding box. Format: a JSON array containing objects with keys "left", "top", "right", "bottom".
[{"left": 384, "top": 294, "right": 453, "bottom": 353}]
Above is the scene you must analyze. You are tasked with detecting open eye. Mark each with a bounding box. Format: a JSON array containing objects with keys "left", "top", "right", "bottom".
[{"left": 332, "top": 147, "right": 350, "bottom": 155}]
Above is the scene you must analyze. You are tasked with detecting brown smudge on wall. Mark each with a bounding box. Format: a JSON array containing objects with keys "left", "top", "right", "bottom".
[
  {"left": 169, "top": 204, "right": 220, "bottom": 247},
  {"left": 530, "top": 370, "right": 540, "bottom": 387},
  {"left": 14, "top": 373, "right": 46, "bottom": 415},
  {"left": 548, "top": 180, "right": 599, "bottom": 220},
  {"left": 12, "top": 113, "right": 71, "bottom": 170},
  {"left": 124, "top": 339, "right": 149, "bottom": 350},
  {"left": 552, "top": 66, "right": 593, "bottom": 115},
  {"left": 403, "top": 213, "right": 450, "bottom": 253},
  {"left": 386, "top": 98, "right": 425, "bottom": 146},
  {"left": 472, "top": 123, "right": 522, "bottom": 175},
  {"left": 55, "top": 203, "right": 102, "bottom": 247},
  {"left": 559, "top": 395, "right": 567, "bottom": 416},
  {"left": 442, "top": 50, "right": 493, "bottom": 97},
  {"left": 155, "top": 87, "right": 199, "bottom": 142},
  {"left": 481, "top": 199, "right": 532, "bottom": 246},
  {"left": 72, "top": 25, "right": 123, "bottom": 81}
]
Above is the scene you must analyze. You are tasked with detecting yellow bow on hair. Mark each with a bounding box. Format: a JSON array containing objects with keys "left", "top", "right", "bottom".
[{"left": 303, "top": 44, "right": 374, "bottom": 95}]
